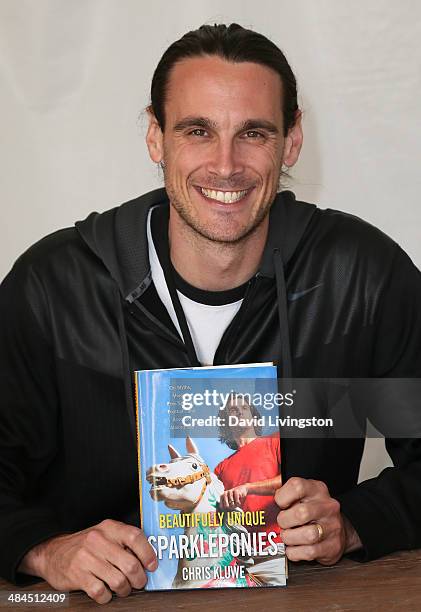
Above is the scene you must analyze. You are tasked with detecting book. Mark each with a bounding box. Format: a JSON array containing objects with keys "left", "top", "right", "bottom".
[{"left": 135, "top": 362, "right": 287, "bottom": 590}]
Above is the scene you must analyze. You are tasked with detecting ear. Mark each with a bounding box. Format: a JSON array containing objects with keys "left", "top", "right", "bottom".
[
  {"left": 146, "top": 107, "right": 164, "bottom": 164},
  {"left": 168, "top": 444, "right": 181, "bottom": 459},
  {"left": 282, "top": 110, "right": 303, "bottom": 168},
  {"left": 186, "top": 436, "right": 199, "bottom": 455}
]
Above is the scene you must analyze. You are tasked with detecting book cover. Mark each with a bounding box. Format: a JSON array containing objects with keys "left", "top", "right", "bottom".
[{"left": 135, "top": 363, "right": 287, "bottom": 590}]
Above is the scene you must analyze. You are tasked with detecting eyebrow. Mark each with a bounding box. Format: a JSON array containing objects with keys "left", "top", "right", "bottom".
[
  {"left": 173, "top": 116, "right": 280, "bottom": 135},
  {"left": 238, "top": 119, "right": 280, "bottom": 135},
  {"left": 173, "top": 116, "right": 217, "bottom": 132}
]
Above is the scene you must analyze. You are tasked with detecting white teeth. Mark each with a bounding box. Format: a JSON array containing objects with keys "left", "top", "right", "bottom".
[{"left": 200, "top": 188, "right": 248, "bottom": 203}]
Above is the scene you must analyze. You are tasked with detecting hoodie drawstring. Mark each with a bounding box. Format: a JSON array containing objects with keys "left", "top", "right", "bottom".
[{"left": 273, "top": 248, "right": 292, "bottom": 380}]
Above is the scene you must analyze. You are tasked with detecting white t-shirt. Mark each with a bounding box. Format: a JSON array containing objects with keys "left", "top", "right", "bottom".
[{"left": 147, "top": 208, "right": 244, "bottom": 366}]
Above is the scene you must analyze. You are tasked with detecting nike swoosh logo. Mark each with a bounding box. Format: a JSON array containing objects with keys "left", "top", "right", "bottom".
[{"left": 288, "top": 282, "right": 323, "bottom": 302}]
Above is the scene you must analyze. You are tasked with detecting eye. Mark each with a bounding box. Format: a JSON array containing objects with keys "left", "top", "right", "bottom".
[
  {"left": 192, "top": 463, "right": 198, "bottom": 469},
  {"left": 189, "top": 128, "right": 208, "bottom": 137},
  {"left": 244, "top": 130, "right": 264, "bottom": 139}
]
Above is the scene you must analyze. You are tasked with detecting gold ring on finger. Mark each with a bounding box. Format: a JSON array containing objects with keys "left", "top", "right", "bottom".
[{"left": 313, "top": 522, "right": 325, "bottom": 542}]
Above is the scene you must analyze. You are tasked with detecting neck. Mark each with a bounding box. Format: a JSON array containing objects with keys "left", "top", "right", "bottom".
[
  {"left": 235, "top": 432, "right": 257, "bottom": 448},
  {"left": 168, "top": 209, "right": 269, "bottom": 291}
]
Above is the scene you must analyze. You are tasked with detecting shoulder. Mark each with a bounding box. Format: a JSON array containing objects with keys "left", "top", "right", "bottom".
[
  {"left": 14, "top": 226, "right": 91, "bottom": 270},
  {"left": 215, "top": 450, "right": 237, "bottom": 473},
  {"left": 318, "top": 208, "right": 421, "bottom": 279},
  {"left": 296, "top": 205, "right": 402, "bottom": 290},
  {"left": 5, "top": 226, "right": 101, "bottom": 293},
  {"left": 255, "top": 436, "right": 279, "bottom": 451},
  {"left": 277, "top": 192, "right": 401, "bottom": 281},
  {"left": 1, "top": 226, "right": 108, "bottom": 335},
  {"left": 312, "top": 207, "right": 397, "bottom": 258}
]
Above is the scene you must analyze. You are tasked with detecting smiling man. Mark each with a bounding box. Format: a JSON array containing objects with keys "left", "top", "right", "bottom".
[
  {"left": 148, "top": 54, "right": 299, "bottom": 289},
  {"left": 149, "top": 56, "right": 289, "bottom": 248},
  {"left": 1, "top": 23, "right": 421, "bottom": 604}
]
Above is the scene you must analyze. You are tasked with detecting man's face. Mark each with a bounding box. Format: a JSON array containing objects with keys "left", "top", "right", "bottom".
[
  {"left": 226, "top": 396, "right": 253, "bottom": 421},
  {"left": 147, "top": 55, "right": 302, "bottom": 243}
]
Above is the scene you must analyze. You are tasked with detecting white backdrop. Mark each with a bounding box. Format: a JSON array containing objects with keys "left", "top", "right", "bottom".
[{"left": 1, "top": 0, "right": 420, "bottom": 480}]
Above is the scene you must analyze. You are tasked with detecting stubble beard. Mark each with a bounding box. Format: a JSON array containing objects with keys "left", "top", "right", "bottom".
[{"left": 165, "top": 177, "right": 275, "bottom": 247}]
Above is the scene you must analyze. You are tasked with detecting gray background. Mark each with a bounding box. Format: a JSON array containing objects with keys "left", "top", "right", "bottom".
[{"left": 1, "top": 0, "right": 420, "bottom": 481}]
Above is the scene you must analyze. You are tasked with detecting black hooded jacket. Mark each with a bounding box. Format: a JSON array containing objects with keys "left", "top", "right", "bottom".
[{"left": 1, "top": 188, "right": 421, "bottom": 584}]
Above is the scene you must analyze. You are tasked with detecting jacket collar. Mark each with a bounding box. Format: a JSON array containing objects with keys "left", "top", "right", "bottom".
[
  {"left": 76, "top": 188, "right": 168, "bottom": 301},
  {"left": 75, "top": 188, "right": 317, "bottom": 299}
]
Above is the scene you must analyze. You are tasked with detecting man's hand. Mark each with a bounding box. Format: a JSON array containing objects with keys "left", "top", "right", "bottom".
[
  {"left": 18, "top": 519, "right": 158, "bottom": 604},
  {"left": 219, "top": 484, "right": 249, "bottom": 509},
  {"left": 275, "top": 477, "right": 362, "bottom": 565}
]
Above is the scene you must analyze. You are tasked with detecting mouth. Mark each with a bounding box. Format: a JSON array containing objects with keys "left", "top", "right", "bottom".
[
  {"left": 146, "top": 474, "right": 168, "bottom": 490},
  {"left": 194, "top": 186, "right": 253, "bottom": 206}
]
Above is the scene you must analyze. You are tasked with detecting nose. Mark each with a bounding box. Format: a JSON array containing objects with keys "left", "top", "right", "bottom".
[
  {"left": 157, "top": 464, "right": 169, "bottom": 472},
  {"left": 207, "top": 138, "right": 243, "bottom": 180}
]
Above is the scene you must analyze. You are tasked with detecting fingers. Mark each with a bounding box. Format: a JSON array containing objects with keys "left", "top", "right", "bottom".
[
  {"left": 281, "top": 522, "right": 327, "bottom": 547},
  {"left": 82, "top": 553, "right": 131, "bottom": 599},
  {"left": 68, "top": 549, "right": 123, "bottom": 604},
  {"left": 218, "top": 492, "right": 231, "bottom": 509},
  {"left": 284, "top": 523, "right": 343, "bottom": 564},
  {"left": 277, "top": 499, "right": 338, "bottom": 529},
  {"left": 79, "top": 523, "right": 155, "bottom": 603},
  {"left": 277, "top": 494, "right": 345, "bottom": 566},
  {"left": 39, "top": 521, "right": 158, "bottom": 603},
  {"left": 110, "top": 548, "right": 148, "bottom": 590},
  {"left": 84, "top": 528, "right": 148, "bottom": 590},
  {"left": 275, "top": 477, "right": 329, "bottom": 509},
  {"left": 99, "top": 520, "right": 158, "bottom": 572},
  {"left": 285, "top": 537, "right": 344, "bottom": 565},
  {"left": 83, "top": 576, "right": 113, "bottom": 605},
  {"left": 285, "top": 543, "right": 323, "bottom": 563},
  {"left": 219, "top": 494, "right": 228, "bottom": 509},
  {"left": 219, "top": 490, "right": 236, "bottom": 509},
  {"left": 233, "top": 489, "right": 244, "bottom": 506}
]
